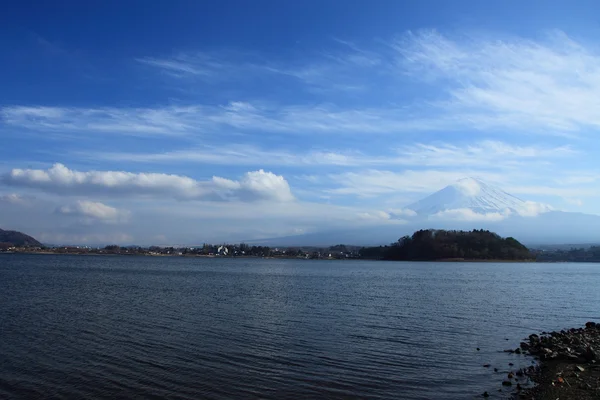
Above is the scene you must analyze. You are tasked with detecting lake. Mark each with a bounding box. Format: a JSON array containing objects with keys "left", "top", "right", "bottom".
[{"left": 0, "top": 255, "right": 599, "bottom": 399}]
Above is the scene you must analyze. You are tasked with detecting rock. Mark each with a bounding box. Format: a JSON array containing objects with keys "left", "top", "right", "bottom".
[
  {"left": 502, "top": 380, "right": 512, "bottom": 386},
  {"left": 476, "top": 348, "right": 480, "bottom": 351},
  {"left": 520, "top": 342, "right": 530, "bottom": 350},
  {"left": 514, "top": 348, "right": 522, "bottom": 354},
  {"left": 576, "top": 365, "right": 585, "bottom": 372},
  {"left": 529, "top": 333, "right": 539, "bottom": 341},
  {"left": 583, "top": 346, "right": 597, "bottom": 362},
  {"left": 483, "top": 364, "right": 491, "bottom": 368},
  {"left": 482, "top": 391, "right": 489, "bottom": 398},
  {"left": 585, "top": 321, "right": 597, "bottom": 329}
]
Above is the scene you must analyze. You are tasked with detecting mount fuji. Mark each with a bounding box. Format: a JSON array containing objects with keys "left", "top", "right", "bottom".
[
  {"left": 405, "top": 177, "right": 548, "bottom": 218},
  {"left": 261, "top": 178, "right": 600, "bottom": 246}
]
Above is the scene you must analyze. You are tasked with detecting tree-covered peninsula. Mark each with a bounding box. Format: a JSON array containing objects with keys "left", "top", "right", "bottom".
[{"left": 359, "top": 229, "right": 532, "bottom": 261}]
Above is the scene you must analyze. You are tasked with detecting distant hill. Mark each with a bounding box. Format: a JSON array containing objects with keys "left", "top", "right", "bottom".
[
  {"left": 0, "top": 228, "right": 42, "bottom": 247},
  {"left": 360, "top": 229, "right": 531, "bottom": 261}
]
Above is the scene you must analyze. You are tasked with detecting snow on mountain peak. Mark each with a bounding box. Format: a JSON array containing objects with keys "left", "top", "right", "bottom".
[{"left": 405, "top": 177, "right": 550, "bottom": 218}]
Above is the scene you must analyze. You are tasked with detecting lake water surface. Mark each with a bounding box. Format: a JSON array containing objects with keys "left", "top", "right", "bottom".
[{"left": 1, "top": 255, "right": 599, "bottom": 399}]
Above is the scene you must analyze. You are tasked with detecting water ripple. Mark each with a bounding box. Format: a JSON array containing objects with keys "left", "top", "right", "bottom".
[{"left": 1, "top": 255, "right": 599, "bottom": 399}]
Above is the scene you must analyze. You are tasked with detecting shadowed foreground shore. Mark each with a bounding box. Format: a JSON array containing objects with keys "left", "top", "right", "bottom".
[{"left": 509, "top": 322, "right": 600, "bottom": 399}]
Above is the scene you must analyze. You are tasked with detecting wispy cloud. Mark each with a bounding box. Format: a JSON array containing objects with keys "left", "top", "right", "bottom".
[
  {"left": 125, "top": 30, "right": 600, "bottom": 137},
  {"left": 395, "top": 30, "right": 600, "bottom": 135},
  {"left": 1, "top": 103, "right": 446, "bottom": 137},
  {"left": 136, "top": 52, "right": 238, "bottom": 80},
  {"left": 8, "top": 30, "right": 600, "bottom": 140},
  {"left": 137, "top": 57, "right": 213, "bottom": 77},
  {"left": 88, "top": 140, "right": 575, "bottom": 169},
  {"left": 1, "top": 105, "right": 198, "bottom": 137},
  {"left": 3, "top": 163, "right": 294, "bottom": 202},
  {"left": 316, "top": 169, "right": 510, "bottom": 198}
]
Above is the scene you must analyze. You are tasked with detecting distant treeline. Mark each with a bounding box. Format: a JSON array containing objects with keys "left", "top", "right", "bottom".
[
  {"left": 359, "top": 229, "right": 532, "bottom": 261},
  {"left": 535, "top": 246, "right": 600, "bottom": 262}
]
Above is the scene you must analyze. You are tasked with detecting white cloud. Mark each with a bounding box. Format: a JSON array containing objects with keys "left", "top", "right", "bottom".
[
  {"left": 7, "top": 31, "right": 600, "bottom": 139},
  {"left": 56, "top": 200, "right": 129, "bottom": 223},
  {"left": 396, "top": 30, "right": 600, "bottom": 135},
  {"left": 517, "top": 201, "right": 554, "bottom": 217},
  {"left": 356, "top": 211, "right": 392, "bottom": 221},
  {"left": 89, "top": 140, "right": 575, "bottom": 169},
  {"left": 430, "top": 208, "right": 511, "bottom": 222},
  {"left": 91, "top": 145, "right": 364, "bottom": 167},
  {"left": 430, "top": 201, "right": 553, "bottom": 221},
  {"left": 3, "top": 164, "right": 294, "bottom": 202},
  {"left": 1, "top": 105, "right": 203, "bottom": 137},
  {"left": 1, "top": 103, "right": 448, "bottom": 137}
]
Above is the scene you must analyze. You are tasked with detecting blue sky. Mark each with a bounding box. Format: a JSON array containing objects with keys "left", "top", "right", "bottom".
[{"left": 2, "top": 0, "right": 600, "bottom": 245}]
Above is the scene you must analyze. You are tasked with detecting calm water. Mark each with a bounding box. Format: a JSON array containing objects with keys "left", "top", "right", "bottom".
[{"left": 1, "top": 255, "right": 599, "bottom": 399}]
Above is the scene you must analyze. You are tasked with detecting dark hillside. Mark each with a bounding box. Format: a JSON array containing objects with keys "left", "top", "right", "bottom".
[{"left": 0, "top": 228, "right": 42, "bottom": 247}]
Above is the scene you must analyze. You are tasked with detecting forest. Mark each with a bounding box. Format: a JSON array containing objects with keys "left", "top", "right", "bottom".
[{"left": 359, "top": 229, "right": 532, "bottom": 261}]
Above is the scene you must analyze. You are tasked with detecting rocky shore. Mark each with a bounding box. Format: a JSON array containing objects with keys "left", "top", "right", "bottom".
[{"left": 489, "top": 322, "right": 600, "bottom": 399}]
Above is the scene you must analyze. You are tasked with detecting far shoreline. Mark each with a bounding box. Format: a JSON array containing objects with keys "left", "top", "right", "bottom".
[{"left": 2, "top": 251, "right": 538, "bottom": 262}]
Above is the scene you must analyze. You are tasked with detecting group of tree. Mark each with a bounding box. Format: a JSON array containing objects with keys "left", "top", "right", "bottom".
[
  {"left": 535, "top": 246, "right": 600, "bottom": 262},
  {"left": 359, "top": 229, "right": 532, "bottom": 261}
]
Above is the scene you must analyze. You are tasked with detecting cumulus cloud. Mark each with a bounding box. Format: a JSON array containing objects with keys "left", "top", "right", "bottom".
[
  {"left": 431, "top": 208, "right": 511, "bottom": 222},
  {"left": 56, "top": 200, "right": 129, "bottom": 223},
  {"left": 3, "top": 164, "right": 294, "bottom": 202}
]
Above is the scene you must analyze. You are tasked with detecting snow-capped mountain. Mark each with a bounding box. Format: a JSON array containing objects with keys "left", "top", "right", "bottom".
[
  {"left": 406, "top": 177, "right": 538, "bottom": 217},
  {"left": 256, "top": 177, "right": 600, "bottom": 246}
]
